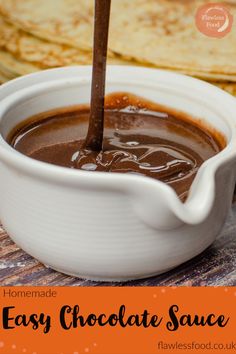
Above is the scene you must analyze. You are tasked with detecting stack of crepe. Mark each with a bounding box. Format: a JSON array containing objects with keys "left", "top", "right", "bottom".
[{"left": 0, "top": 0, "right": 236, "bottom": 96}]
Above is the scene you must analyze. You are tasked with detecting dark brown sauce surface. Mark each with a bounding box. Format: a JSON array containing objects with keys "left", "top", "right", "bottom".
[{"left": 8, "top": 93, "right": 225, "bottom": 201}]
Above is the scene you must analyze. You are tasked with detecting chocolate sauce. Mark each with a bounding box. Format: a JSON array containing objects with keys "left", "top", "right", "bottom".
[{"left": 8, "top": 93, "right": 224, "bottom": 201}]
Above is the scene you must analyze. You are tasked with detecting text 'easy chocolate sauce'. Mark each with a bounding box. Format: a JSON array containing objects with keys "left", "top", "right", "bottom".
[{"left": 8, "top": 93, "right": 224, "bottom": 201}]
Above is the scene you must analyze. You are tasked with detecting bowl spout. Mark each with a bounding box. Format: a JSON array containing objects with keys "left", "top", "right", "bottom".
[{"left": 129, "top": 158, "right": 236, "bottom": 230}]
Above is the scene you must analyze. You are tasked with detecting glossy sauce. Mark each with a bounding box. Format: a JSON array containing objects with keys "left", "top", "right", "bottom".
[{"left": 8, "top": 93, "right": 224, "bottom": 201}]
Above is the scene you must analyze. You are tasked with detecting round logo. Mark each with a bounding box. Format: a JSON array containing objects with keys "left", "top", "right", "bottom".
[{"left": 195, "top": 3, "right": 234, "bottom": 38}]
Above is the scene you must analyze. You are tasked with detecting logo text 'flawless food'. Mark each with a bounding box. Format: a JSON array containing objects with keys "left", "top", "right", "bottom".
[{"left": 195, "top": 3, "right": 234, "bottom": 38}]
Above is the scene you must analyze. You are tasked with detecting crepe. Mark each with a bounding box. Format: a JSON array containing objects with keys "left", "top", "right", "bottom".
[
  {"left": 0, "top": 49, "right": 42, "bottom": 77},
  {"left": 0, "top": 17, "right": 92, "bottom": 67},
  {"left": 215, "top": 82, "right": 236, "bottom": 96},
  {"left": 1, "top": 14, "right": 236, "bottom": 82},
  {"left": 165, "top": 69, "right": 236, "bottom": 82},
  {"left": 109, "top": 0, "right": 236, "bottom": 75},
  {"left": 1, "top": 47, "right": 236, "bottom": 98},
  {"left": 0, "top": 0, "right": 236, "bottom": 96},
  {"left": 0, "top": 17, "right": 131, "bottom": 71},
  {"left": 1, "top": 0, "right": 236, "bottom": 77},
  {"left": 1, "top": 49, "right": 236, "bottom": 98},
  {"left": 0, "top": 68, "right": 10, "bottom": 83},
  {"left": 0, "top": 0, "right": 94, "bottom": 51}
]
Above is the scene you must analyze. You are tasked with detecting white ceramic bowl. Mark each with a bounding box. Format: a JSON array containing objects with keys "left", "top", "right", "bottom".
[{"left": 0, "top": 66, "right": 236, "bottom": 281}]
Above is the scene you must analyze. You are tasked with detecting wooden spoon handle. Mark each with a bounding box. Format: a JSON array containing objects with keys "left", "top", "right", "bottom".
[{"left": 84, "top": 0, "right": 111, "bottom": 151}]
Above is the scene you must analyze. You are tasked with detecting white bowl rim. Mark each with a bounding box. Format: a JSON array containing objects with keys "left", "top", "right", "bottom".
[{"left": 0, "top": 65, "right": 236, "bottom": 218}]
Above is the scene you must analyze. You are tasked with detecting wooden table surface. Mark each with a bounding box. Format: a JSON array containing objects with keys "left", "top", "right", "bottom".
[{"left": 1, "top": 199, "right": 236, "bottom": 287}]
